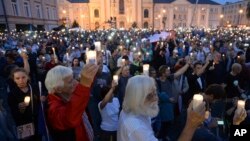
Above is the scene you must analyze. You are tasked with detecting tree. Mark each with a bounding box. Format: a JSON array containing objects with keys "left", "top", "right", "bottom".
[
  {"left": 131, "top": 22, "right": 138, "bottom": 28},
  {"left": 247, "top": 2, "right": 250, "bottom": 19},
  {"left": 71, "top": 20, "right": 80, "bottom": 28}
]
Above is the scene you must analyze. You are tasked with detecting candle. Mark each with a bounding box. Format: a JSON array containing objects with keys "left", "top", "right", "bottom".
[
  {"left": 143, "top": 64, "right": 150, "bottom": 76},
  {"left": 213, "top": 62, "right": 215, "bottom": 67},
  {"left": 122, "top": 59, "right": 125, "bottom": 65},
  {"left": 190, "top": 52, "right": 193, "bottom": 57},
  {"left": 66, "top": 53, "right": 69, "bottom": 61},
  {"left": 94, "top": 41, "right": 101, "bottom": 51},
  {"left": 24, "top": 96, "right": 31, "bottom": 105},
  {"left": 38, "top": 81, "right": 42, "bottom": 96},
  {"left": 72, "top": 47, "right": 75, "bottom": 50},
  {"left": 192, "top": 94, "right": 203, "bottom": 111},
  {"left": 113, "top": 75, "right": 119, "bottom": 84},
  {"left": 87, "top": 50, "right": 97, "bottom": 64},
  {"left": 167, "top": 67, "right": 170, "bottom": 71},
  {"left": 237, "top": 100, "right": 245, "bottom": 109},
  {"left": 52, "top": 47, "right": 56, "bottom": 56},
  {"left": 138, "top": 52, "right": 141, "bottom": 56}
]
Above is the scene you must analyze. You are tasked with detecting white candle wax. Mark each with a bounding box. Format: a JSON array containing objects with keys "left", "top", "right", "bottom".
[
  {"left": 66, "top": 53, "right": 69, "bottom": 61},
  {"left": 87, "top": 50, "right": 96, "bottom": 64},
  {"left": 113, "top": 75, "right": 119, "bottom": 84},
  {"left": 237, "top": 100, "right": 245, "bottom": 109},
  {"left": 94, "top": 41, "right": 101, "bottom": 51},
  {"left": 24, "top": 96, "right": 30, "bottom": 105},
  {"left": 52, "top": 47, "right": 55, "bottom": 55},
  {"left": 143, "top": 64, "right": 150, "bottom": 76},
  {"left": 122, "top": 59, "right": 125, "bottom": 65},
  {"left": 192, "top": 94, "right": 203, "bottom": 111}
]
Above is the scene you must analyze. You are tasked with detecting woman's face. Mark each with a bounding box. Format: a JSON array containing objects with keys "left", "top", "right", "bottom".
[
  {"left": 73, "top": 59, "right": 79, "bottom": 66},
  {"left": 14, "top": 71, "right": 28, "bottom": 88}
]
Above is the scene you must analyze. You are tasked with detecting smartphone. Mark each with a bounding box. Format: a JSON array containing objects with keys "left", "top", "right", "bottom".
[{"left": 217, "top": 120, "right": 224, "bottom": 125}]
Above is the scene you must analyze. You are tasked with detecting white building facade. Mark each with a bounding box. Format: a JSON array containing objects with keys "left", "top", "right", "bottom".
[
  {"left": 0, "top": 0, "right": 58, "bottom": 31},
  {"left": 58, "top": 0, "right": 222, "bottom": 30},
  {"left": 222, "top": 0, "right": 249, "bottom": 27}
]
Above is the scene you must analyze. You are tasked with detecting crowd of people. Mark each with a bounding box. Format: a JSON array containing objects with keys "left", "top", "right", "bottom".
[{"left": 0, "top": 27, "right": 249, "bottom": 141}]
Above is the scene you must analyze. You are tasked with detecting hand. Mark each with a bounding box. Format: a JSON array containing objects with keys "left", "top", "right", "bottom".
[
  {"left": 18, "top": 102, "right": 28, "bottom": 112},
  {"left": 80, "top": 64, "right": 99, "bottom": 87},
  {"left": 186, "top": 100, "right": 206, "bottom": 129},
  {"left": 111, "top": 80, "right": 118, "bottom": 88},
  {"left": 20, "top": 52, "right": 28, "bottom": 60},
  {"left": 233, "top": 108, "right": 247, "bottom": 125}
]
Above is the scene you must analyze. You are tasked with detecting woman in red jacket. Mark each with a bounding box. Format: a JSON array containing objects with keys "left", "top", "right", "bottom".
[{"left": 45, "top": 64, "right": 99, "bottom": 141}]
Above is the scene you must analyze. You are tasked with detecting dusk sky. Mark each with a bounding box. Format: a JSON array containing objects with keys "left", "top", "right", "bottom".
[{"left": 213, "top": 0, "right": 242, "bottom": 4}]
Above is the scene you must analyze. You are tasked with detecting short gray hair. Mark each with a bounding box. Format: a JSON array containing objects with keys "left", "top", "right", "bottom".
[
  {"left": 122, "top": 75, "right": 156, "bottom": 115},
  {"left": 45, "top": 65, "right": 73, "bottom": 93}
]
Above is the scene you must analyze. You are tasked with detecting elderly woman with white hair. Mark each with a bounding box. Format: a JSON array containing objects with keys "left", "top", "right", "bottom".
[
  {"left": 117, "top": 75, "right": 207, "bottom": 141},
  {"left": 45, "top": 64, "right": 99, "bottom": 141}
]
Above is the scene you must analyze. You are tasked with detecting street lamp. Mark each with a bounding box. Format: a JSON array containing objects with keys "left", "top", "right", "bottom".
[
  {"left": 162, "top": 9, "right": 167, "bottom": 29},
  {"left": 220, "top": 14, "right": 224, "bottom": 26},
  {"left": 239, "top": 9, "right": 243, "bottom": 25},
  {"left": 62, "top": 10, "right": 68, "bottom": 27}
]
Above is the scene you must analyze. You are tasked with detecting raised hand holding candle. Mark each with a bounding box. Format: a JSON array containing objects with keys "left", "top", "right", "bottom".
[
  {"left": 52, "top": 47, "right": 56, "bottom": 56},
  {"left": 66, "top": 53, "right": 69, "bottom": 61},
  {"left": 87, "top": 50, "right": 97, "bottom": 64},
  {"left": 192, "top": 94, "right": 203, "bottom": 112},
  {"left": 94, "top": 41, "right": 101, "bottom": 51},
  {"left": 113, "top": 75, "right": 119, "bottom": 84},
  {"left": 122, "top": 59, "right": 125, "bottom": 66},
  {"left": 24, "top": 96, "right": 30, "bottom": 105},
  {"left": 143, "top": 64, "right": 150, "bottom": 76}
]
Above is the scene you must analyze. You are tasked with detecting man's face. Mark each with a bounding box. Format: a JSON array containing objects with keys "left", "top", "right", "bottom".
[
  {"left": 122, "top": 66, "right": 130, "bottom": 77},
  {"left": 60, "top": 75, "right": 78, "bottom": 96},
  {"left": 194, "top": 64, "right": 202, "bottom": 74},
  {"left": 143, "top": 87, "right": 159, "bottom": 118}
]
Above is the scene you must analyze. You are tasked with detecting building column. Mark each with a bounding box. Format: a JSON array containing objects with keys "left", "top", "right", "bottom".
[
  {"left": 137, "top": 0, "right": 142, "bottom": 28},
  {"left": 169, "top": 6, "right": 173, "bottom": 29},
  {"left": 100, "top": 0, "right": 105, "bottom": 28},
  {"left": 187, "top": 6, "right": 192, "bottom": 27},
  {"left": 197, "top": 6, "right": 201, "bottom": 27},
  {"left": 205, "top": 6, "right": 209, "bottom": 28},
  {"left": 132, "top": 0, "right": 137, "bottom": 24}
]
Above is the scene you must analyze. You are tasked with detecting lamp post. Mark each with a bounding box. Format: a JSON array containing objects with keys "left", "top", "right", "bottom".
[
  {"left": 220, "top": 14, "right": 224, "bottom": 27},
  {"left": 239, "top": 9, "right": 243, "bottom": 26},
  {"left": 62, "top": 10, "right": 68, "bottom": 27},
  {"left": 162, "top": 9, "right": 167, "bottom": 29}
]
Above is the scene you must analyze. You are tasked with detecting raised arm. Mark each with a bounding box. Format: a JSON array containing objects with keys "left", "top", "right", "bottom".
[{"left": 99, "top": 80, "right": 117, "bottom": 110}]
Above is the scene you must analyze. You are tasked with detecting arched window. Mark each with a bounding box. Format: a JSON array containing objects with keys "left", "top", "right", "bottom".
[
  {"left": 94, "top": 9, "right": 99, "bottom": 18},
  {"left": 143, "top": 22, "right": 149, "bottom": 28},
  {"left": 119, "top": 0, "right": 125, "bottom": 14},
  {"left": 144, "top": 9, "right": 149, "bottom": 18},
  {"left": 120, "top": 21, "right": 125, "bottom": 28}
]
